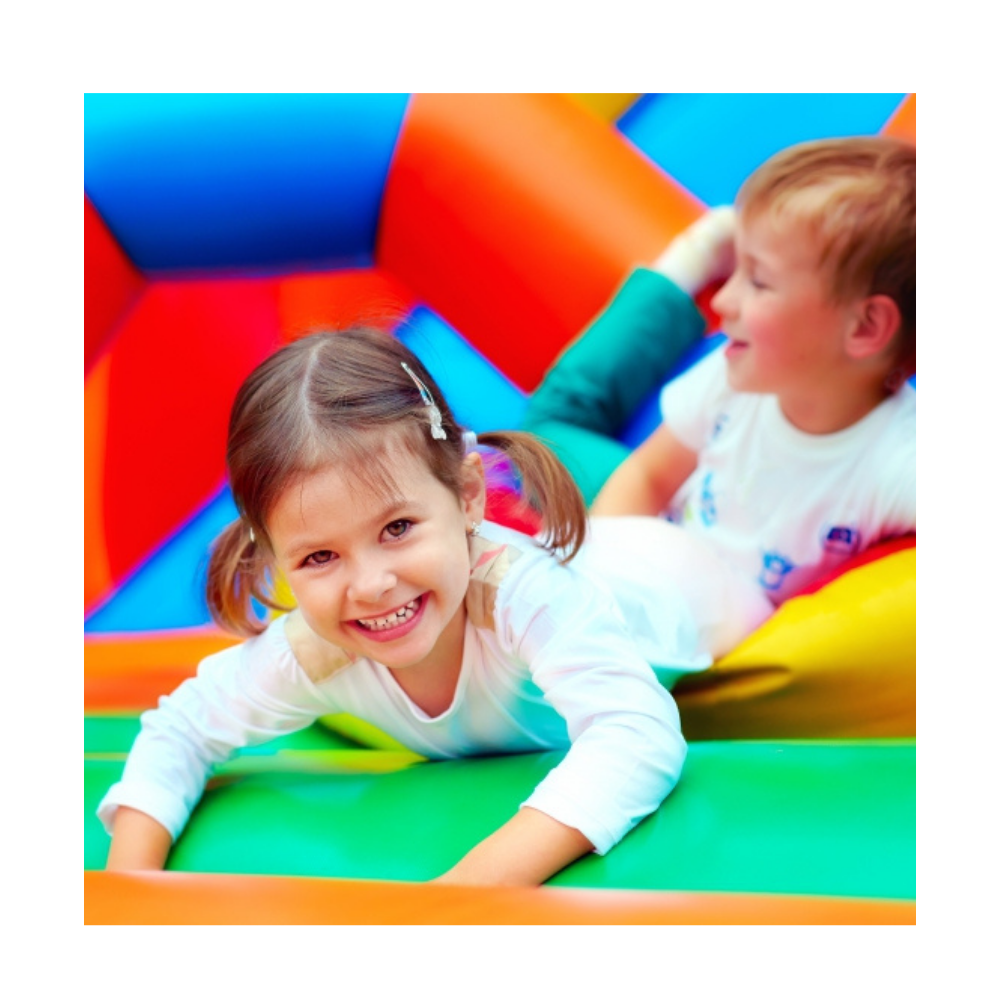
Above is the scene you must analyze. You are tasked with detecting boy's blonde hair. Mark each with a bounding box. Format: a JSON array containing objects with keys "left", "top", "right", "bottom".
[{"left": 738, "top": 136, "right": 916, "bottom": 375}]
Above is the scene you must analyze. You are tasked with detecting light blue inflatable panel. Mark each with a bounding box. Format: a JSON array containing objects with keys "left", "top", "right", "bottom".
[
  {"left": 619, "top": 93, "right": 908, "bottom": 207},
  {"left": 84, "top": 94, "right": 410, "bottom": 274},
  {"left": 85, "top": 485, "right": 238, "bottom": 632},
  {"left": 396, "top": 306, "right": 528, "bottom": 433}
]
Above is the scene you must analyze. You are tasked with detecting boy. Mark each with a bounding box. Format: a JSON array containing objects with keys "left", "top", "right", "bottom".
[{"left": 524, "top": 136, "right": 915, "bottom": 657}]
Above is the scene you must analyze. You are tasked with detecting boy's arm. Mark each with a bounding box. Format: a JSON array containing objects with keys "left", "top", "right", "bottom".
[
  {"left": 432, "top": 807, "right": 593, "bottom": 887},
  {"left": 522, "top": 207, "right": 733, "bottom": 506},
  {"left": 522, "top": 270, "right": 707, "bottom": 506},
  {"left": 106, "top": 806, "right": 174, "bottom": 871},
  {"left": 590, "top": 423, "right": 697, "bottom": 517}
]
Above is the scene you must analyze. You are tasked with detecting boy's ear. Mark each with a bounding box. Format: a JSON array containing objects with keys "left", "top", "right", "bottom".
[
  {"left": 461, "top": 452, "right": 487, "bottom": 522},
  {"left": 846, "top": 294, "right": 901, "bottom": 360}
]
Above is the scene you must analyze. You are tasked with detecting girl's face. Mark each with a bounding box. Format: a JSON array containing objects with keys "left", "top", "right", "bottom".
[{"left": 268, "top": 444, "right": 486, "bottom": 680}]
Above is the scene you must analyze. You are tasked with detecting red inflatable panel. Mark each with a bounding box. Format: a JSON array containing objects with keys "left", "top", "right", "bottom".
[
  {"left": 379, "top": 94, "right": 706, "bottom": 392},
  {"left": 276, "top": 267, "right": 418, "bottom": 344},
  {"left": 101, "top": 279, "right": 281, "bottom": 586},
  {"left": 85, "top": 196, "right": 146, "bottom": 375}
]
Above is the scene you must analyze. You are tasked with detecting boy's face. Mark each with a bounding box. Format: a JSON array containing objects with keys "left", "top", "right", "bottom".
[{"left": 711, "top": 210, "right": 858, "bottom": 402}]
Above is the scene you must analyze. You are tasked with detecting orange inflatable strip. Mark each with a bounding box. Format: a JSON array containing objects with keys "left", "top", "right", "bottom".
[
  {"left": 84, "top": 627, "right": 240, "bottom": 711},
  {"left": 84, "top": 354, "right": 114, "bottom": 611},
  {"left": 379, "top": 93, "right": 705, "bottom": 392},
  {"left": 883, "top": 93, "right": 916, "bottom": 143},
  {"left": 85, "top": 871, "right": 915, "bottom": 925}
]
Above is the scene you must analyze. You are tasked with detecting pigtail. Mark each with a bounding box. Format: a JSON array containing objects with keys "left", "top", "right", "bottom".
[
  {"left": 477, "top": 430, "right": 587, "bottom": 563},
  {"left": 205, "top": 520, "right": 293, "bottom": 637}
]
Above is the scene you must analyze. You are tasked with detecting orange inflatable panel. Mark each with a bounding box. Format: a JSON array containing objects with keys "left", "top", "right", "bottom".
[
  {"left": 883, "top": 94, "right": 916, "bottom": 143},
  {"left": 379, "top": 94, "right": 705, "bottom": 392},
  {"left": 84, "top": 871, "right": 915, "bottom": 925}
]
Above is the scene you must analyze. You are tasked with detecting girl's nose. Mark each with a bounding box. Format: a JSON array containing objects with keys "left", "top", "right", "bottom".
[{"left": 346, "top": 560, "right": 398, "bottom": 604}]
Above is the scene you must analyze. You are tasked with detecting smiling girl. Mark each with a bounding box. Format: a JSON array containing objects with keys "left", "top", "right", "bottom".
[{"left": 98, "top": 328, "right": 696, "bottom": 886}]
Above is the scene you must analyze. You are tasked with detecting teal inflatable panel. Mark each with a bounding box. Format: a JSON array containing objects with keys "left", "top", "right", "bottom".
[{"left": 85, "top": 724, "right": 915, "bottom": 900}]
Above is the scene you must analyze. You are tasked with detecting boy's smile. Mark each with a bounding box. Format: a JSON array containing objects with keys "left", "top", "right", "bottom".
[
  {"left": 712, "top": 209, "right": 908, "bottom": 434},
  {"left": 711, "top": 212, "right": 863, "bottom": 431}
]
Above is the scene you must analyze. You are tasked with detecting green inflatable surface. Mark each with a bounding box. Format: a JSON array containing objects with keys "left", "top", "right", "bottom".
[{"left": 85, "top": 716, "right": 914, "bottom": 900}]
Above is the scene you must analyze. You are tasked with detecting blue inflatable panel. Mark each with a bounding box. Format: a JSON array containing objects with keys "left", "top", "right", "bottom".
[
  {"left": 395, "top": 307, "right": 528, "bottom": 433},
  {"left": 619, "top": 333, "right": 725, "bottom": 449},
  {"left": 85, "top": 486, "right": 238, "bottom": 632},
  {"left": 85, "top": 94, "right": 410, "bottom": 275},
  {"left": 619, "top": 94, "right": 908, "bottom": 207}
]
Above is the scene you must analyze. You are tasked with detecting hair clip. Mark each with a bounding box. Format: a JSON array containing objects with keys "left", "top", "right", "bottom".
[
  {"left": 461, "top": 429, "right": 478, "bottom": 453},
  {"left": 401, "top": 362, "right": 447, "bottom": 440},
  {"left": 248, "top": 525, "right": 256, "bottom": 544}
]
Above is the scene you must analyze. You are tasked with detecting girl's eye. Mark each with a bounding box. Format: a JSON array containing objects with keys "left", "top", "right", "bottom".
[
  {"left": 384, "top": 519, "right": 412, "bottom": 540},
  {"left": 749, "top": 275, "right": 768, "bottom": 290},
  {"left": 304, "top": 550, "right": 335, "bottom": 567}
]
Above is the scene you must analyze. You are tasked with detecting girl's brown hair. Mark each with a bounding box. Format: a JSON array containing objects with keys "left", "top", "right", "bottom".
[{"left": 206, "top": 327, "right": 588, "bottom": 636}]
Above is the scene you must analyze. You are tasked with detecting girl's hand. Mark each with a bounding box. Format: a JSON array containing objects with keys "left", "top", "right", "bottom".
[
  {"left": 105, "top": 807, "right": 173, "bottom": 871},
  {"left": 430, "top": 807, "right": 593, "bottom": 887}
]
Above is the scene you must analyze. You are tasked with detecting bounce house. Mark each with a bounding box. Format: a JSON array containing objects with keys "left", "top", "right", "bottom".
[{"left": 84, "top": 93, "right": 916, "bottom": 924}]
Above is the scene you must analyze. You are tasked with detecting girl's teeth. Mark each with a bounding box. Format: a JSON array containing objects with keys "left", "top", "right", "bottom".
[{"left": 358, "top": 599, "right": 418, "bottom": 631}]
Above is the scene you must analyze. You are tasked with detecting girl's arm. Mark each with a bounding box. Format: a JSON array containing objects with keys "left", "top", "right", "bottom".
[
  {"left": 97, "top": 622, "right": 332, "bottom": 867},
  {"left": 105, "top": 806, "right": 174, "bottom": 871},
  {"left": 432, "top": 807, "right": 593, "bottom": 887}
]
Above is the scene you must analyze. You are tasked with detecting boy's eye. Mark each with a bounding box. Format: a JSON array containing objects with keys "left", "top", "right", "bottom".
[{"left": 384, "top": 519, "right": 412, "bottom": 540}]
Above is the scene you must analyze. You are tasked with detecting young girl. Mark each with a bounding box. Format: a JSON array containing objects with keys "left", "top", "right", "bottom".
[{"left": 99, "top": 327, "right": 702, "bottom": 887}]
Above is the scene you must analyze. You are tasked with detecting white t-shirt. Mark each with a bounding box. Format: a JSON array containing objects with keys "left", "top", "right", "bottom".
[
  {"left": 97, "top": 523, "right": 688, "bottom": 857},
  {"left": 659, "top": 344, "right": 917, "bottom": 605}
]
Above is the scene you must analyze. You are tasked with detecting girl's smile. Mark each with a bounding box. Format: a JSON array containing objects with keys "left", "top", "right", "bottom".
[
  {"left": 266, "top": 440, "right": 485, "bottom": 687},
  {"left": 350, "top": 595, "right": 424, "bottom": 638}
]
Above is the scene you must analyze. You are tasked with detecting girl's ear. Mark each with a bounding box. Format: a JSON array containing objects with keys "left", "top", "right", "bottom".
[
  {"left": 846, "top": 293, "right": 902, "bottom": 361},
  {"left": 461, "top": 452, "right": 487, "bottom": 524}
]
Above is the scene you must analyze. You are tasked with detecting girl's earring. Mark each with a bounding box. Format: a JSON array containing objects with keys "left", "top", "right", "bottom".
[{"left": 467, "top": 521, "right": 481, "bottom": 537}]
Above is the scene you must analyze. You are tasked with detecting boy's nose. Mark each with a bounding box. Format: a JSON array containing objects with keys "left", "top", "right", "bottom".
[{"left": 710, "top": 274, "right": 737, "bottom": 318}]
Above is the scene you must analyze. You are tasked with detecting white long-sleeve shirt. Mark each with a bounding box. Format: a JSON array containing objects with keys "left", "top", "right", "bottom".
[{"left": 97, "top": 522, "right": 688, "bottom": 856}]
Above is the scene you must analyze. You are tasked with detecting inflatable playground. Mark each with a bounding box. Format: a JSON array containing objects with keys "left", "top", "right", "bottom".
[{"left": 84, "top": 93, "right": 917, "bottom": 925}]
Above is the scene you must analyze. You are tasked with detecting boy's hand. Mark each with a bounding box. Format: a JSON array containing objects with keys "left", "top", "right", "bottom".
[{"left": 652, "top": 206, "right": 736, "bottom": 297}]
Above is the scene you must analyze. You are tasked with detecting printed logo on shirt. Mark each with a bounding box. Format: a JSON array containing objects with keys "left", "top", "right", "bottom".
[
  {"left": 822, "top": 525, "right": 861, "bottom": 556},
  {"left": 711, "top": 414, "right": 730, "bottom": 441},
  {"left": 758, "top": 551, "right": 795, "bottom": 592},
  {"left": 699, "top": 472, "right": 717, "bottom": 527}
]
